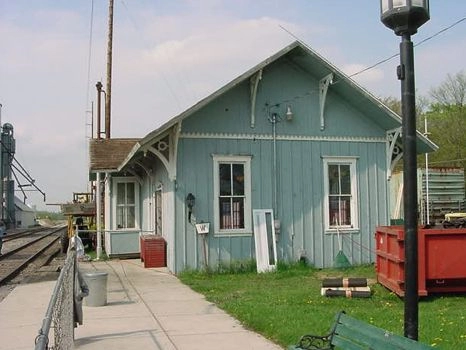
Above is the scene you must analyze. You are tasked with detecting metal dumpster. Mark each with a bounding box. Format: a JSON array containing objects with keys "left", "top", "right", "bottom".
[{"left": 376, "top": 226, "right": 466, "bottom": 296}]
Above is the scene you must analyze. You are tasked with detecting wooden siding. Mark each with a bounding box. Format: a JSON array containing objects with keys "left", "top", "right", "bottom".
[
  {"left": 174, "top": 136, "right": 388, "bottom": 271},
  {"left": 128, "top": 46, "right": 398, "bottom": 273},
  {"left": 180, "top": 57, "right": 386, "bottom": 139},
  {"left": 169, "top": 55, "right": 390, "bottom": 272}
]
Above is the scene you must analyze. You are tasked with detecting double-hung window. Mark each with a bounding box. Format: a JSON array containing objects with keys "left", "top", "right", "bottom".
[
  {"left": 113, "top": 177, "right": 138, "bottom": 229},
  {"left": 323, "top": 157, "right": 358, "bottom": 231},
  {"left": 213, "top": 155, "right": 252, "bottom": 235}
]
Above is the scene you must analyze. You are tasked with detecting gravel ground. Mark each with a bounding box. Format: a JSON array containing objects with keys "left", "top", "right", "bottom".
[{"left": 0, "top": 249, "right": 64, "bottom": 302}]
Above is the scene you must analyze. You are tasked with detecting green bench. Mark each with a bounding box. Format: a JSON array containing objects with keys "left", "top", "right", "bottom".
[{"left": 288, "top": 311, "right": 433, "bottom": 349}]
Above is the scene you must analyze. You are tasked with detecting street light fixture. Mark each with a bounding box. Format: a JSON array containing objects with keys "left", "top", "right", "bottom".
[
  {"left": 381, "top": 0, "right": 430, "bottom": 35},
  {"left": 380, "top": 0, "right": 430, "bottom": 341}
]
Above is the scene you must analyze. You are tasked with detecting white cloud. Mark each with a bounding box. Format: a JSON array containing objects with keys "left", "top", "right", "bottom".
[{"left": 1, "top": 1, "right": 465, "bottom": 210}]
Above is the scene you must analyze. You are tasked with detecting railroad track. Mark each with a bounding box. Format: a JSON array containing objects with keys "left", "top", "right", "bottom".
[
  {"left": 0, "top": 226, "right": 66, "bottom": 285},
  {"left": 2, "top": 226, "right": 52, "bottom": 242}
]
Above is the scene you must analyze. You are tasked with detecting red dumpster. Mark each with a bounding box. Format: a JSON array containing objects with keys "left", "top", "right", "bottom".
[
  {"left": 375, "top": 226, "right": 466, "bottom": 296},
  {"left": 140, "top": 235, "right": 166, "bottom": 268}
]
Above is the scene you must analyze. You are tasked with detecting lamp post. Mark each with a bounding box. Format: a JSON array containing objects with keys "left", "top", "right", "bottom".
[{"left": 380, "top": 0, "right": 430, "bottom": 341}]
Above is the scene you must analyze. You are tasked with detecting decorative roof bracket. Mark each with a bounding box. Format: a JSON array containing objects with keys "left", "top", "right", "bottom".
[
  {"left": 319, "top": 73, "right": 333, "bottom": 131},
  {"left": 144, "top": 122, "right": 181, "bottom": 182},
  {"left": 135, "top": 160, "right": 151, "bottom": 176},
  {"left": 170, "top": 122, "right": 181, "bottom": 181},
  {"left": 250, "top": 69, "right": 263, "bottom": 128},
  {"left": 386, "top": 127, "right": 403, "bottom": 180},
  {"left": 125, "top": 169, "right": 143, "bottom": 185}
]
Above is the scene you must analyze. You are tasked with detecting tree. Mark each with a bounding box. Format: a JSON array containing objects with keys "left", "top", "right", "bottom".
[
  {"left": 425, "top": 71, "right": 466, "bottom": 169},
  {"left": 429, "top": 71, "right": 466, "bottom": 107},
  {"left": 381, "top": 96, "right": 402, "bottom": 115},
  {"left": 380, "top": 95, "right": 429, "bottom": 126}
]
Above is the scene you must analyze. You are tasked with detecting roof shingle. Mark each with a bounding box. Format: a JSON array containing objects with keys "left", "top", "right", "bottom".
[{"left": 89, "top": 138, "right": 139, "bottom": 172}]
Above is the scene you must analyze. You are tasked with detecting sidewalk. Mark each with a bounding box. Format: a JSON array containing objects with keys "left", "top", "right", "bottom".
[
  {"left": 75, "top": 259, "right": 283, "bottom": 349},
  {"left": 0, "top": 258, "right": 283, "bottom": 349},
  {"left": 0, "top": 280, "right": 56, "bottom": 350}
]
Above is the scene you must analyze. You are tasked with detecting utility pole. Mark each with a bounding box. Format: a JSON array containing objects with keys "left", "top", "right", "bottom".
[
  {"left": 0, "top": 103, "right": 3, "bottom": 223},
  {"left": 105, "top": 0, "right": 114, "bottom": 139}
]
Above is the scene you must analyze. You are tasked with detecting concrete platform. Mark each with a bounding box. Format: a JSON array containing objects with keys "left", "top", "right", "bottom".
[{"left": 0, "top": 259, "right": 283, "bottom": 349}]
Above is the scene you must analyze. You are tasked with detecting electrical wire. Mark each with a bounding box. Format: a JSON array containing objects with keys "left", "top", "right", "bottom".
[
  {"left": 415, "top": 17, "right": 466, "bottom": 48},
  {"left": 119, "top": 0, "right": 186, "bottom": 111},
  {"left": 269, "top": 17, "right": 466, "bottom": 108},
  {"left": 281, "top": 16, "right": 466, "bottom": 83},
  {"left": 348, "top": 16, "right": 466, "bottom": 80}
]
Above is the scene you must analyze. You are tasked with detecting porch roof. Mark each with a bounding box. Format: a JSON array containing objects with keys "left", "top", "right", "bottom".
[{"left": 89, "top": 138, "right": 140, "bottom": 172}]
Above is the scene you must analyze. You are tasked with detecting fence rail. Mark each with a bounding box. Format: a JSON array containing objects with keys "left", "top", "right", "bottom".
[{"left": 34, "top": 246, "right": 87, "bottom": 350}]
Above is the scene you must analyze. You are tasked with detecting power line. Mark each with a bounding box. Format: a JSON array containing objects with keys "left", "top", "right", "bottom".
[
  {"left": 270, "top": 17, "right": 466, "bottom": 108},
  {"left": 415, "top": 17, "right": 466, "bottom": 48},
  {"left": 280, "top": 16, "right": 466, "bottom": 81},
  {"left": 347, "top": 16, "right": 466, "bottom": 79},
  {"left": 119, "top": 0, "right": 186, "bottom": 111}
]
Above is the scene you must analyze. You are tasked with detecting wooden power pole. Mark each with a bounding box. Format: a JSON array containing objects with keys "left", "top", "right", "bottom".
[{"left": 105, "top": 0, "right": 114, "bottom": 139}]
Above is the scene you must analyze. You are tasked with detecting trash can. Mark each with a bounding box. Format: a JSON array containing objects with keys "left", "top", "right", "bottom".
[{"left": 83, "top": 271, "right": 108, "bottom": 306}]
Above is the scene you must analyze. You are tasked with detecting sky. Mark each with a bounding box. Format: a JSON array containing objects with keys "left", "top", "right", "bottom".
[{"left": 0, "top": 0, "right": 465, "bottom": 211}]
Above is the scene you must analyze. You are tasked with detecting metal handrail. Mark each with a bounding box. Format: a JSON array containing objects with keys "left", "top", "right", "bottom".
[{"left": 34, "top": 248, "right": 77, "bottom": 349}]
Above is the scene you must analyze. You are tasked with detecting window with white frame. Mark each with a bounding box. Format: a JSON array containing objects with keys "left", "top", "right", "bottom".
[
  {"left": 323, "top": 157, "right": 358, "bottom": 231},
  {"left": 213, "top": 155, "right": 252, "bottom": 235},
  {"left": 113, "top": 178, "right": 138, "bottom": 229}
]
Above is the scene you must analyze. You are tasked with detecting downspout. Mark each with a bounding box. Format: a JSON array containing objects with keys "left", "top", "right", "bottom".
[
  {"left": 271, "top": 113, "right": 278, "bottom": 214},
  {"left": 95, "top": 82, "right": 102, "bottom": 259},
  {"left": 96, "top": 82, "right": 102, "bottom": 139}
]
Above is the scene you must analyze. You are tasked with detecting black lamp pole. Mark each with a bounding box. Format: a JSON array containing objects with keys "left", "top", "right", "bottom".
[
  {"left": 399, "top": 31, "right": 419, "bottom": 340},
  {"left": 380, "top": 0, "right": 430, "bottom": 341}
]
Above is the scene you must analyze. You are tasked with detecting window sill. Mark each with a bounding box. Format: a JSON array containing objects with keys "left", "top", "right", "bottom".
[
  {"left": 214, "top": 231, "right": 252, "bottom": 237},
  {"left": 325, "top": 228, "right": 360, "bottom": 234}
]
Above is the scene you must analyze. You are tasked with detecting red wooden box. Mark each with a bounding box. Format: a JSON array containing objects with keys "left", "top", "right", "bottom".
[{"left": 140, "top": 235, "right": 166, "bottom": 268}]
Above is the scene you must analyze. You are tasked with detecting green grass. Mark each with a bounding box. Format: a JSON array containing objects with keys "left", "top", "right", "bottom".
[
  {"left": 84, "top": 247, "right": 108, "bottom": 261},
  {"left": 178, "top": 262, "right": 466, "bottom": 349}
]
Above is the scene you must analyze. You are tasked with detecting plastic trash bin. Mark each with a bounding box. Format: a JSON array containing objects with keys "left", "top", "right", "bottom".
[{"left": 83, "top": 271, "right": 108, "bottom": 306}]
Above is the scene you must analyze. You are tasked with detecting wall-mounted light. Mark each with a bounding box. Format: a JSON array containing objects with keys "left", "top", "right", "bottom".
[
  {"left": 186, "top": 193, "right": 195, "bottom": 223},
  {"left": 266, "top": 103, "right": 294, "bottom": 124},
  {"left": 285, "top": 105, "right": 293, "bottom": 121}
]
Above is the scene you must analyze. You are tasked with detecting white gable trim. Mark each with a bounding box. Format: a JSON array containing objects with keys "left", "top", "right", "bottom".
[{"left": 181, "top": 132, "right": 385, "bottom": 143}]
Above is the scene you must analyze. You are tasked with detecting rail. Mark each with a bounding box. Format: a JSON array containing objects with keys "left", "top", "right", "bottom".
[
  {"left": 34, "top": 245, "right": 88, "bottom": 350},
  {"left": 0, "top": 228, "right": 63, "bottom": 285}
]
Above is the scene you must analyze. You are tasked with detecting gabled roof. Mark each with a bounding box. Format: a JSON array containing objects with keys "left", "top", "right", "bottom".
[
  {"left": 120, "top": 40, "right": 437, "bottom": 169},
  {"left": 89, "top": 138, "right": 139, "bottom": 172},
  {"left": 15, "top": 196, "right": 34, "bottom": 213}
]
